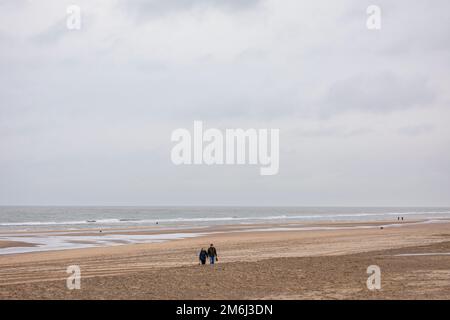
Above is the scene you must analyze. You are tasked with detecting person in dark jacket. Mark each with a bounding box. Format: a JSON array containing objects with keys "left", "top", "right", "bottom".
[
  {"left": 199, "top": 248, "right": 208, "bottom": 265},
  {"left": 207, "top": 244, "right": 218, "bottom": 265}
]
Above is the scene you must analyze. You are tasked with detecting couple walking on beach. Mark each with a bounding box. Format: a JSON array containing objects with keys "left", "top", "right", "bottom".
[{"left": 199, "top": 244, "right": 218, "bottom": 265}]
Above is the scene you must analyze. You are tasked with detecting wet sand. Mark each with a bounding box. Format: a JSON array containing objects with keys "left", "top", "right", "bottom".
[
  {"left": 0, "top": 241, "right": 37, "bottom": 249},
  {"left": 0, "top": 220, "right": 449, "bottom": 299}
]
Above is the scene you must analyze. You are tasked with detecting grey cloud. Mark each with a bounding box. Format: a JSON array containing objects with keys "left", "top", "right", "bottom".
[
  {"left": 322, "top": 72, "right": 435, "bottom": 116},
  {"left": 397, "top": 124, "right": 434, "bottom": 136},
  {"left": 0, "top": 0, "right": 28, "bottom": 9},
  {"left": 31, "top": 19, "right": 69, "bottom": 45},
  {"left": 296, "top": 127, "right": 374, "bottom": 138},
  {"left": 118, "top": 0, "right": 262, "bottom": 20},
  {"left": 31, "top": 13, "right": 94, "bottom": 46}
]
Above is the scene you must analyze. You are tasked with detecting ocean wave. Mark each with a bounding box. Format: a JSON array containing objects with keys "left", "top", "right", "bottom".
[{"left": 0, "top": 210, "right": 450, "bottom": 227}]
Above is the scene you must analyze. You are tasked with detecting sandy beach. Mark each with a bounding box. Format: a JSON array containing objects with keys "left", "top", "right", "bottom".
[{"left": 0, "top": 219, "right": 449, "bottom": 299}]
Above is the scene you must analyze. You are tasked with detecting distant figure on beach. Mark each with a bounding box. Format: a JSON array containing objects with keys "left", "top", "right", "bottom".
[
  {"left": 401, "top": 217, "right": 404, "bottom": 221},
  {"left": 397, "top": 217, "right": 400, "bottom": 221},
  {"left": 199, "top": 248, "right": 208, "bottom": 265},
  {"left": 207, "top": 244, "right": 218, "bottom": 265}
]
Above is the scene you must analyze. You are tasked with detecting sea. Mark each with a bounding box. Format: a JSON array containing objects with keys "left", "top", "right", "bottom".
[{"left": 1, "top": 206, "right": 450, "bottom": 232}]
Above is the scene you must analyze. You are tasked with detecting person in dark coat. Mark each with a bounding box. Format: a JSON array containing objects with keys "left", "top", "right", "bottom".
[
  {"left": 199, "top": 248, "right": 208, "bottom": 265},
  {"left": 207, "top": 243, "right": 218, "bottom": 265}
]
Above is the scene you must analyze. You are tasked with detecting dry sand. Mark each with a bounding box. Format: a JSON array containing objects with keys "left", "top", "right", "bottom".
[{"left": 0, "top": 220, "right": 449, "bottom": 299}]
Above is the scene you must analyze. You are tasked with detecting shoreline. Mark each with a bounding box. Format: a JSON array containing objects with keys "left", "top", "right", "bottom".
[{"left": 1, "top": 218, "right": 448, "bottom": 256}]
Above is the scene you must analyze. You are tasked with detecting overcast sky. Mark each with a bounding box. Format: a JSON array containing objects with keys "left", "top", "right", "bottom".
[{"left": 0, "top": 0, "right": 449, "bottom": 206}]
